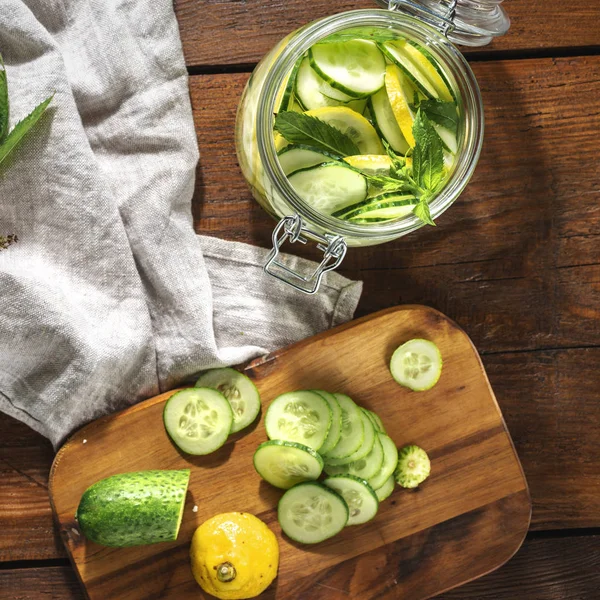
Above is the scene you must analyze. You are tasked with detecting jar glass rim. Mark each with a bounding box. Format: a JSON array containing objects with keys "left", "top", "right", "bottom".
[{"left": 256, "top": 9, "right": 484, "bottom": 239}]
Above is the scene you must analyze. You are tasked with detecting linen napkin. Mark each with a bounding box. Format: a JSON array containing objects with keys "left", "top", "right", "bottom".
[{"left": 0, "top": 0, "right": 362, "bottom": 448}]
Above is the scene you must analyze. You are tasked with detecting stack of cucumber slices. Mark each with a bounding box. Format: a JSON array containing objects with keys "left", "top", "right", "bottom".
[
  {"left": 254, "top": 390, "right": 428, "bottom": 544},
  {"left": 163, "top": 368, "right": 261, "bottom": 455},
  {"left": 273, "top": 33, "right": 460, "bottom": 224}
]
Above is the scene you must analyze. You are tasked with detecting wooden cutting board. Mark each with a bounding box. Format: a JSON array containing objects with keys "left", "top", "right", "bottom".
[{"left": 49, "top": 305, "right": 531, "bottom": 600}]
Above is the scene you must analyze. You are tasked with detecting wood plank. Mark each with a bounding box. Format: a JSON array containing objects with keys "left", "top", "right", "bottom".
[
  {"left": 0, "top": 416, "right": 65, "bottom": 561},
  {"left": 3, "top": 534, "right": 599, "bottom": 599},
  {"left": 174, "top": 0, "right": 600, "bottom": 68},
  {"left": 189, "top": 56, "right": 600, "bottom": 353},
  {"left": 49, "top": 306, "right": 530, "bottom": 600}
]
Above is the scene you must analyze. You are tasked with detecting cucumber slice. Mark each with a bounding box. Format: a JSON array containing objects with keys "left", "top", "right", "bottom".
[
  {"left": 335, "top": 192, "right": 418, "bottom": 222},
  {"left": 368, "top": 410, "right": 386, "bottom": 434},
  {"left": 195, "top": 368, "right": 260, "bottom": 434},
  {"left": 309, "top": 40, "right": 386, "bottom": 98},
  {"left": 295, "top": 57, "right": 367, "bottom": 112},
  {"left": 361, "top": 408, "right": 381, "bottom": 433},
  {"left": 278, "top": 482, "right": 348, "bottom": 544},
  {"left": 324, "top": 433, "right": 383, "bottom": 480},
  {"left": 163, "top": 388, "right": 233, "bottom": 455},
  {"left": 323, "top": 393, "right": 364, "bottom": 460},
  {"left": 277, "top": 144, "right": 341, "bottom": 176},
  {"left": 253, "top": 440, "right": 323, "bottom": 489},
  {"left": 276, "top": 56, "right": 303, "bottom": 113},
  {"left": 265, "top": 390, "right": 332, "bottom": 451},
  {"left": 347, "top": 201, "right": 417, "bottom": 222},
  {"left": 332, "top": 192, "right": 417, "bottom": 219},
  {"left": 288, "top": 162, "right": 367, "bottom": 216},
  {"left": 380, "top": 41, "right": 438, "bottom": 99},
  {"left": 323, "top": 475, "right": 378, "bottom": 526},
  {"left": 390, "top": 338, "right": 443, "bottom": 391},
  {"left": 369, "top": 87, "right": 410, "bottom": 153},
  {"left": 374, "top": 475, "right": 395, "bottom": 502},
  {"left": 433, "top": 123, "right": 458, "bottom": 154},
  {"left": 76, "top": 469, "right": 190, "bottom": 547},
  {"left": 325, "top": 409, "right": 376, "bottom": 465},
  {"left": 312, "top": 390, "right": 343, "bottom": 455},
  {"left": 343, "top": 154, "right": 392, "bottom": 176},
  {"left": 404, "top": 40, "right": 455, "bottom": 102},
  {"left": 306, "top": 107, "right": 384, "bottom": 155},
  {"left": 384, "top": 64, "right": 417, "bottom": 147},
  {"left": 367, "top": 433, "right": 399, "bottom": 490},
  {"left": 395, "top": 445, "right": 431, "bottom": 488}
]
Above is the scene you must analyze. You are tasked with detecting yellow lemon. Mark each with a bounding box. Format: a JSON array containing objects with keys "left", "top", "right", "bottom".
[
  {"left": 190, "top": 512, "right": 279, "bottom": 600},
  {"left": 385, "top": 64, "right": 416, "bottom": 148}
]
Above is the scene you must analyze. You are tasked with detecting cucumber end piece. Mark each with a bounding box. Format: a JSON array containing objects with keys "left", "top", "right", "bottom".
[{"left": 395, "top": 445, "right": 431, "bottom": 489}]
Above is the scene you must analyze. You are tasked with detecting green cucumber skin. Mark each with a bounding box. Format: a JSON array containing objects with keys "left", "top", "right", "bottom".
[{"left": 76, "top": 469, "right": 190, "bottom": 547}]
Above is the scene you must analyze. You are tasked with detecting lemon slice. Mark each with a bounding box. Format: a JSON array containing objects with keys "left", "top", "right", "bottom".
[
  {"left": 384, "top": 64, "right": 416, "bottom": 148},
  {"left": 344, "top": 154, "right": 392, "bottom": 176},
  {"left": 305, "top": 106, "right": 384, "bottom": 155},
  {"left": 398, "top": 40, "right": 454, "bottom": 103}
]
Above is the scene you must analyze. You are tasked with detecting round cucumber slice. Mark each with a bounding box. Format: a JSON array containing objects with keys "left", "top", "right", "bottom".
[
  {"left": 312, "top": 390, "right": 343, "bottom": 455},
  {"left": 277, "top": 144, "right": 340, "bottom": 176},
  {"left": 265, "top": 390, "right": 332, "bottom": 451},
  {"left": 325, "top": 409, "right": 376, "bottom": 466},
  {"left": 309, "top": 40, "right": 386, "bottom": 98},
  {"left": 390, "top": 339, "right": 443, "bottom": 391},
  {"left": 295, "top": 57, "right": 367, "bottom": 112},
  {"left": 323, "top": 475, "right": 378, "bottom": 526},
  {"left": 322, "top": 393, "right": 363, "bottom": 460},
  {"left": 305, "top": 107, "right": 384, "bottom": 155},
  {"left": 369, "top": 87, "right": 410, "bottom": 154},
  {"left": 361, "top": 408, "right": 381, "bottom": 433},
  {"left": 288, "top": 162, "right": 367, "bottom": 216},
  {"left": 278, "top": 482, "right": 349, "bottom": 544},
  {"left": 367, "top": 410, "right": 386, "bottom": 434},
  {"left": 324, "top": 433, "right": 383, "bottom": 480},
  {"left": 195, "top": 368, "right": 260, "bottom": 433},
  {"left": 368, "top": 433, "right": 399, "bottom": 491},
  {"left": 374, "top": 475, "right": 395, "bottom": 502},
  {"left": 163, "top": 388, "right": 233, "bottom": 455},
  {"left": 395, "top": 445, "right": 431, "bottom": 488},
  {"left": 253, "top": 440, "right": 323, "bottom": 489}
]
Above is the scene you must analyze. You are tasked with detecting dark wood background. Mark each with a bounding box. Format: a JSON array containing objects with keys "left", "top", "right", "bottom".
[{"left": 1, "top": 1, "right": 599, "bottom": 598}]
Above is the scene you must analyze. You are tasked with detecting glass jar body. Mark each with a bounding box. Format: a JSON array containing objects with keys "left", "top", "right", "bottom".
[{"left": 235, "top": 9, "right": 484, "bottom": 248}]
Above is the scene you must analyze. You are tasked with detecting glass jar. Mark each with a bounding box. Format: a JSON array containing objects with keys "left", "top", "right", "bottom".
[{"left": 235, "top": 0, "right": 509, "bottom": 293}]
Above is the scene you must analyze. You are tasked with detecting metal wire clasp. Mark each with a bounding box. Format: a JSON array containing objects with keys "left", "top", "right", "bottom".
[
  {"left": 378, "top": 0, "right": 457, "bottom": 37},
  {"left": 264, "top": 215, "right": 347, "bottom": 295}
]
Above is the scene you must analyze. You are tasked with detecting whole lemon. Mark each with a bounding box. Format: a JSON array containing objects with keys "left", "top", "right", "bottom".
[{"left": 190, "top": 512, "right": 279, "bottom": 599}]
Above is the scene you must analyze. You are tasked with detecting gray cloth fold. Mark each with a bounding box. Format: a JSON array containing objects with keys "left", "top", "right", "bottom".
[{"left": 0, "top": 0, "right": 362, "bottom": 448}]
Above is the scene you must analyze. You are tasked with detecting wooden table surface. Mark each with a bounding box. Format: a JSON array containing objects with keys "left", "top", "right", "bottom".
[{"left": 1, "top": 1, "right": 600, "bottom": 598}]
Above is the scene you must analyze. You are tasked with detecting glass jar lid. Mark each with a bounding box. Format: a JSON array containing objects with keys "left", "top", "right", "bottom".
[{"left": 375, "top": 0, "right": 510, "bottom": 46}]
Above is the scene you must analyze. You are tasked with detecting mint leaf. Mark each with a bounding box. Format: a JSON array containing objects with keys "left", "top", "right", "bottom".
[
  {"left": 412, "top": 110, "right": 444, "bottom": 192},
  {"left": 0, "top": 93, "right": 53, "bottom": 168},
  {"left": 363, "top": 173, "right": 415, "bottom": 193},
  {"left": 413, "top": 199, "right": 436, "bottom": 227},
  {"left": 381, "top": 139, "right": 408, "bottom": 178},
  {"left": 274, "top": 111, "right": 360, "bottom": 157},
  {"left": 418, "top": 99, "right": 458, "bottom": 134},
  {"left": 0, "top": 55, "right": 8, "bottom": 144}
]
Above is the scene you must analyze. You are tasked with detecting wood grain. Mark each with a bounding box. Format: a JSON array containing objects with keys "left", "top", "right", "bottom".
[
  {"left": 3, "top": 534, "right": 599, "bottom": 600},
  {"left": 49, "top": 306, "right": 529, "bottom": 600},
  {"left": 174, "top": 0, "right": 600, "bottom": 67},
  {"left": 0, "top": 416, "right": 65, "bottom": 561},
  {"left": 189, "top": 56, "right": 600, "bottom": 353}
]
